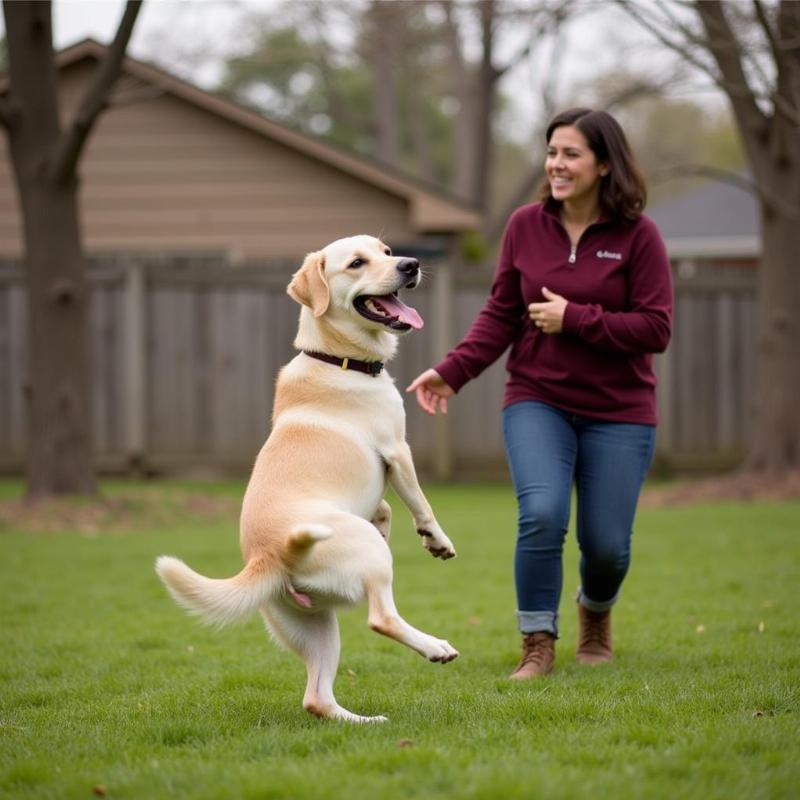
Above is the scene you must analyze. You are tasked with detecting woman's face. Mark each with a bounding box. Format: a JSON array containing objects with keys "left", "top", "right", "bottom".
[{"left": 545, "top": 124, "right": 607, "bottom": 207}]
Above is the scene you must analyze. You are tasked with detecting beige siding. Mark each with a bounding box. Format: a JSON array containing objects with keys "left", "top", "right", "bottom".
[{"left": 0, "top": 61, "right": 416, "bottom": 261}]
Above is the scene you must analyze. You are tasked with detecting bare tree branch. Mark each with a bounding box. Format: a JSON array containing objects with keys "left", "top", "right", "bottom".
[
  {"left": 651, "top": 0, "right": 709, "bottom": 48},
  {"left": 50, "top": 0, "right": 143, "bottom": 185},
  {"left": 693, "top": 0, "right": 800, "bottom": 127},
  {"left": 753, "top": 0, "right": 782, "bottom": 67},
  {"left": 615, "top": 0, "right": 756, "bottom": 102},
  {"left": 603, "top": 76, "right": 675, "bottom": 110},
  {"left": 539, "top": 10, "right": 569, "bottom": 122},
  {"left": 619, "top": 1, "right": 800, "bottom": 124},
  {"left": 693, "top": 1, "right": 763, "bottom": 110},
  {"left": 494, "top": 2, "right": 574, "bottom": 81}
]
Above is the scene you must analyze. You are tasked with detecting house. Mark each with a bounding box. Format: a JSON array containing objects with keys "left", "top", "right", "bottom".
[
  {"left": 0, "top": 39, "right": 480, "bottom": 264},
  {"left": 648, "top": 175, "right": 760, "bottom": 267}
]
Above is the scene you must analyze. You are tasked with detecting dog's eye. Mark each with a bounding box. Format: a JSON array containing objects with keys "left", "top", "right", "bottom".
[
  {"left": 384, "top": 248, "right": 391, "bottom": 256},
  {"left": 348, "top": 258, "right": 365, "bottom": 269}
]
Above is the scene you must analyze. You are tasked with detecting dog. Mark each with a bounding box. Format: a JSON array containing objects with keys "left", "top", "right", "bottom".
[{"left": 156, "top": 235, "right": 458, "bottom": 723}]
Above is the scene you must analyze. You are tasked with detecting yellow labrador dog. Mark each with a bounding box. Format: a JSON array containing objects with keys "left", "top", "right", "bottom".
[{"left": 156, "top": 235, "right": 457, "bottom": 723}]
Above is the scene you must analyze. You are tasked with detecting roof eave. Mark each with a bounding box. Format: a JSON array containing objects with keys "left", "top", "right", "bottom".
[{"left": 664, "top": 235, "right": 761, "bottom": 260}]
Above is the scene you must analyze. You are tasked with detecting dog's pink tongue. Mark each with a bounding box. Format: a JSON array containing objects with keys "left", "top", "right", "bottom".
[{"left": 378, "top": 295, "right": 424, "bottom": 330}]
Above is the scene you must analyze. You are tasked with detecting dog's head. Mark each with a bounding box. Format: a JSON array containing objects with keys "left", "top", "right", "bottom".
[{"left": 288, "top": 235, "right": 424, "bottom": 339}]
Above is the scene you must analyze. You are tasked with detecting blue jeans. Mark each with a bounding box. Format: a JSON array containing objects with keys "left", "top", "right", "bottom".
[{"left": 502, "top": 401, "right": 656, "bottom": 637}]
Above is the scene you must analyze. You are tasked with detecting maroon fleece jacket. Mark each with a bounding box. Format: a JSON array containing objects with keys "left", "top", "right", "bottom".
[{"left": 435, "top": 202, "right": 673, "bottom": 424}]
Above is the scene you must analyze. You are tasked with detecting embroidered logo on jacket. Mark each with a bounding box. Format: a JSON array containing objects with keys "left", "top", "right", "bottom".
[{"left": 596, "top": 250, "right": 623, "bottom": 260}]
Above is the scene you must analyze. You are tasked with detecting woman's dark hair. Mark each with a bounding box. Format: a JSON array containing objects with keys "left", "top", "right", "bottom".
[{"left": 538, "top": 107, "right": 646, "bottom": 223}]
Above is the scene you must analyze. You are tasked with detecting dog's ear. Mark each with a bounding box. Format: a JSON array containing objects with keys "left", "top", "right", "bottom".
[{"left": 287, "top": 251, "right": 329, "bottom": 317}]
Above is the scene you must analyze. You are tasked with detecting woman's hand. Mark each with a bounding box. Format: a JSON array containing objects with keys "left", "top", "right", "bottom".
[
  {"left": 528, "top": 287, "right": 567, "bottom": 334},
  {"left": 406, "top": 369, "right": 455, "bottom": 416}
]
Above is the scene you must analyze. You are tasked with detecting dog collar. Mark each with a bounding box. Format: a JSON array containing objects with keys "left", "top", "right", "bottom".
[{"left": 303, "top": 351, "right": 384, "bottom": 377}]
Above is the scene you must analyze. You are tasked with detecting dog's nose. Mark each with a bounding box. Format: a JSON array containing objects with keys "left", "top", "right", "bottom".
[{"left": 396, "top": 258, "right": 420, "bottom": 276}]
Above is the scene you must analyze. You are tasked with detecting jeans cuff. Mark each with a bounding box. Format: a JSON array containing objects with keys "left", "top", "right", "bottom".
[
  {"left": 517, "top": 610, "right": 559, "bottom": 638},
  {"left": 576, "top": 586, "right": 618, "bottom": 613}
]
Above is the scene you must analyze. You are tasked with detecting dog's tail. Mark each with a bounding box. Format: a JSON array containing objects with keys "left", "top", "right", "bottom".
[
  {"left": 156, "top": 524, "right": 332, "bottom": 627},
  {"left": 155, "top": 554, "right": 284, "bottom": 628}
]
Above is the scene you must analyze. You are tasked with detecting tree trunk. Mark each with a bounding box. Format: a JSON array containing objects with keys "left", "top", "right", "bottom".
[
  {"left": 3, "top": 1, "right": 95, "bottom": 497},
  {"left": 3, "top": 0, "right": 141, "bottom": 496},
  {"left": 745, "top": 201, "right": 800, "bottom": 470},
  {"left": 473, "top": 0, "right": 498, "bottom": 217},
  {"left": 366, "top": 0, "right": 399, "bottom": 165},
  {"left": 440, "top": 0, "right": 477, "bottom": 203},
  {"left": 691, "top": 0, "right": 800, "bottom": 471},
  {"left": 18, "top": 179, "right": 97, "bottom": 497}
]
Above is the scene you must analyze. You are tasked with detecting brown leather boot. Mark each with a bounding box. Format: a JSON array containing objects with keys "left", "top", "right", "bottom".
[
  {"left": 576, "top": 603, "right": 612, "bottom": 664},
  {"left": 509, "top": 632, "right": 555, "bottom": 679}
]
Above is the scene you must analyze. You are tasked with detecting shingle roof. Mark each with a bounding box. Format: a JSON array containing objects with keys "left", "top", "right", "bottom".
[{"left": 647, "top": 176, "right": 760, "bottom": 259}]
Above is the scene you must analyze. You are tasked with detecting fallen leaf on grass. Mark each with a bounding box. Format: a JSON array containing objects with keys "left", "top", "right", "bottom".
[
  {"left": 695, "top": 624, "right": 706, "bottom": 634},
  {"left": 398, "top": 739, "right": 414, "bottom": 748},
  {"left": 757, "top": 621, "right": 765, "bottom": 633},
  {"left": 93, "top": 786, "right": 107, "bottom": 797}
]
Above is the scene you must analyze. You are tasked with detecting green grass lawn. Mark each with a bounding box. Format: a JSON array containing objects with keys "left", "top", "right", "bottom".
[{"left": 1, "top": 480, "right": 798, "bottom": 800}]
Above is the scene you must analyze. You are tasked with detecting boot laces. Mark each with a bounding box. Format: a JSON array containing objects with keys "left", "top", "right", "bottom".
[
  {"left": 580, "top": 609, "right": 608, "bottom": 647},
  {"left": 520, "top": 633, "right": 552, "bottom": 666}
]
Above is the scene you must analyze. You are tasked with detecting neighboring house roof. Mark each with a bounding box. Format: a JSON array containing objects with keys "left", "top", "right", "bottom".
[
  {"left": 53, "top": 39, "right": 480, "bottom": 235},
  {"left": 648, "top": 175, "right": 761, "bottom": 259}
]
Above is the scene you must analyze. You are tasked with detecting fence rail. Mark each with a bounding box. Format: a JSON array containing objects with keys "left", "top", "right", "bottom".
[{"left": 0, "top": 260, "right": 757, "bottom": 479}]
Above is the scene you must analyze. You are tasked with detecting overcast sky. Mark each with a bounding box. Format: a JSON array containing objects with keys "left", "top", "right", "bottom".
[
  {"left": 53, "top": 0, "right": 247, "bottom": 53},
  {"left": 1, "top": 1, "right": 260, "bottom": 87}
]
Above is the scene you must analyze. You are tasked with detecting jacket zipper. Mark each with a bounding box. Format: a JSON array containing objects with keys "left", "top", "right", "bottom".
[
  {"left": 568, "top": 244, "right": 577, "bottom": 264},
  {"left": 557, "top": 214, "right": 601, "bottom": 266}
]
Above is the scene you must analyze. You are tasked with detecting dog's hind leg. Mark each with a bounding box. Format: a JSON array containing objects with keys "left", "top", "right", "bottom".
[
  {"left": 261, "top": 602, "right": 387, "bottom": 724},
  {"left": 314, "top": 512, "right": 458, "bottom": 665},
  {"left": 365, "top": 576, "right": 459, "bottom": 664}
]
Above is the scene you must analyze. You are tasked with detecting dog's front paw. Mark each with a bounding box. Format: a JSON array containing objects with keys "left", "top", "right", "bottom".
[{"left": 417, "top": 526, "right": 456, "bottom": 560}]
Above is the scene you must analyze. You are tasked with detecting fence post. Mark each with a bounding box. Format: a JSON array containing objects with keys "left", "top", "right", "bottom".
[
  {"left": 431, "top": 259, "right": 453, "bottom": 480},
  {"left": 123, "top": 262, "right": 147, "bottom": 468}
]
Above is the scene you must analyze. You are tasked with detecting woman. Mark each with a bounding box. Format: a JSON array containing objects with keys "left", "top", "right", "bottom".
[{"left": 407, "top": 108, "right": 673, "bottom": 678}]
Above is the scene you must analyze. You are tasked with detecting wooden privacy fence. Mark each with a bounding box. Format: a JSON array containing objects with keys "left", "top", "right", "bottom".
[{"left": 0, "top": 260, "right": 756, "bottom": 479}]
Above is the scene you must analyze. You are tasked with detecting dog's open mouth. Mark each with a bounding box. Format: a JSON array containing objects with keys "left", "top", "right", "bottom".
[{"left": 354, "top": 293, "right": 424, "bottom": 331}]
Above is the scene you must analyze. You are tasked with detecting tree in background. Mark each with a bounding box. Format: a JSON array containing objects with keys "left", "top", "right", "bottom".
[
  {"left": 219, "top": 0, "right": 570, "bottom": 233},
  {"left": 220, "top": 1, "right": 467, "bottom": 188},
  {"left": 620, "top": 0, "right": 800, "bottom": 472},
  {"left": 0, "top": 0, "right": 142, "bottom": 498}
]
